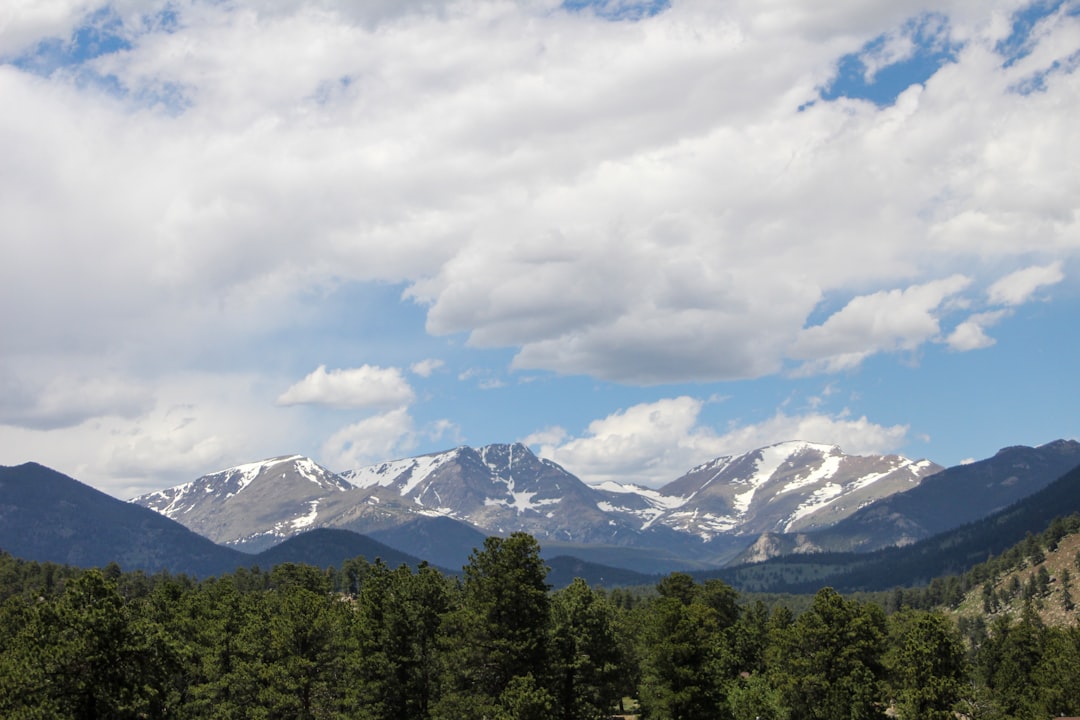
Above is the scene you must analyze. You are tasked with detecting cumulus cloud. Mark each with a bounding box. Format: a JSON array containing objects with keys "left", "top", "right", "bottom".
[
  {"left": 4, "top": 0, "right": 1075, "bottom": 391},
  {"left": 532, "top": 396, "right": 911, "bottom": 487},
  {"left": 987, "top": 262, "right": 1066, "bottom": 306},
  {"left": 791, "top": 275, "right": 972, "bottom": 374},
  {"left": 0, "top": 0, "right": 99, "bottom": 57},
  {"left": 530, "top": 396, "right": 724, "bottom": 487},
  {"left": 3, "top": 0, "right": 1079, "bottom": 489},
  {"left": 0, "top": 371, "right": 312, "bottom": 498},
  {"left": 94, "top": 371, "right": 314, "bottom": 494},
  {"left": 320, "top": 407, "right": 417, "bottom": 471},
  {"left": 946, "top": 310, "right": 1008, "bottom": 351},
  {"left": 709, "top": 411, "right": 912, "bottom": 460},
  {"left": 277, "top": 365, "right": 414, "bottom": 409},
  {"left": 6, "top": 2, "right": 1079, "bottom": 381}
]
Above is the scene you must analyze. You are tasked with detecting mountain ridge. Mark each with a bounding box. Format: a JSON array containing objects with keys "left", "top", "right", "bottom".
[
  {"left": 6, "top": 440, "right": 1080, "bottom": 591},
  {"left": 712, "top": 455, "right": 1080, "bottom": 594},
  {"left": 131, "top": 440, "right": 944, "bottom": 565},
  {"left": 728, "top": 439, "right": 1080, "bottom": 562},
  {"left": 0, "top": 462, "right": 452, "bottom": 578}
]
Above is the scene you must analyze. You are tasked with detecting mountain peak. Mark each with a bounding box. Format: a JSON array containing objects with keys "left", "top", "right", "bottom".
[
  {"left": 658, "top": 442, "right": 942, "bottom": 539},
  {"left": 130, "top": 455, "right": 353, "bottom": 549},
  {"left": 761, "top": 440, "right": 841, "bottom": 455},
  {"left": 132, "top": 440, "right": 947, "bottom": 563}
]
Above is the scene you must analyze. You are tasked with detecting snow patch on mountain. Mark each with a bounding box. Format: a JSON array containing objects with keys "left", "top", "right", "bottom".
[
  {"left": 291, "top": 500, "right": 321, "bottom": 529},
  {"left": 213, "top": 455, "right": 305, "bottom": 494},
  {"left": 848, "top": 465, "right": 900, "bottom": 492},
  {"left": 779, "top": 454, "right": 843, "bottom": 494},
  {"left": 485, "top": 491, "right": 560, "bottom": 514},
  {"left": 665, "top": 509, "right": 739, "bottom": 537},
  {"left": 731, "top": 442, "right": 831, "bottom": 514},
  {"left": 785, "top": 483, "right": 844, "bottom": 528},
  {"left": 343, "top": 450, "right": 457, "bottom": 495},
  {"left": 593, "top": 481, "right": 687, "bottom": 509}
]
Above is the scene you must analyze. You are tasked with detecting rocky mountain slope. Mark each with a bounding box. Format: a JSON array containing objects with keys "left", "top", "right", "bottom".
[
  {"left": 0, "top": 462, "right": 439, "bottom": 577},
  {"left": 644, "top": 441, "right": 939, "bottom": 539},
  {"left": 131, "top": 440, "right": 943, "bottom": 566},
  {"left": 714, "top": 458, "right": 1080, "bottom": 594},
  {"left": 136, "top": 455, "right": 375, "bottom": 552},
  {"left": 730, "top": 440, "right": 1080, "bottom": 562}
]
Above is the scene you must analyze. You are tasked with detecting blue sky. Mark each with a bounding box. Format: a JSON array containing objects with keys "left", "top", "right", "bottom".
[{"left": 1, "top": 0, "right": 1078, "bottom": 498}]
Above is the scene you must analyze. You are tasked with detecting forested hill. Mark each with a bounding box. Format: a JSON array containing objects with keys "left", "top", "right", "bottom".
[
  {"left": 251, "top": 527, "right": 446, "bottom": 575},
  {"left": 0, "top": 463, "right": 450, "bottom": 578},
  {"left": 5, "top": 531, "right": 1080, "bottom": 719},
  {"left": 0, "top": 462, "right": 246, "bottom": 576},
  {"left": 714, "top": 460, "right": 1080, "bottom": 594}
]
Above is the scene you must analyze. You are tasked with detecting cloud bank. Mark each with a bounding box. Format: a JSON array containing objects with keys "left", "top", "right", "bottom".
[
  {"left": 528, "top": 396, "right": 911, "bottom": 488},
  {"left": 1, "top": 0, "right": 1077, "bottom": 492}
]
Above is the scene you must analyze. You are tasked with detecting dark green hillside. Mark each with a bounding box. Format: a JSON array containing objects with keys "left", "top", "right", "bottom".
[
  {"left": 252, "top": 527, "right": 445, "bottom": 573},
  {"left": 0, "top": 462, "right": 244, "bottom": 576},
  {"left": 545, "top": 554, "right": 656, "bottom": 588},
  {"left": 367, "top": 514, "right": 488, "bottom": 570},
  {"left": 802, "top": 440, "right": 1080, "bottom": 553},
  {"left": 539, "top": 541, "right": 712, "bottom": 574}
]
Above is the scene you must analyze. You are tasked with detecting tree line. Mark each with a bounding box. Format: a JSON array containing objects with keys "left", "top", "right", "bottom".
[{"left": 2, "top": 531, "right": 1080, "bottom": 719}]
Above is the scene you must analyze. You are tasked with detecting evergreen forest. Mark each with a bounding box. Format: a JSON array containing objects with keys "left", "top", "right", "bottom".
[{"left": 3, "top": 531, "right": 1080, "bottom": 719}]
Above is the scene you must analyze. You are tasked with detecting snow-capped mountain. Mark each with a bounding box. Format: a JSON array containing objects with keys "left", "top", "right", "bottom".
[
  {"left": 651, "top": 441, "right": 942, "bottom": 539},
  {"left": 132, "top": 441, "right": 942, "bottom": 564},
  {"left": 132, "top": 455, "right": 356, "bottom": 551},
  {"left": 343, "top": 443, "right": 679, "bottom": 546}
]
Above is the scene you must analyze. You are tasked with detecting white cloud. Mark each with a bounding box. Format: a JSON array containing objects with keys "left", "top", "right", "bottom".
[
  {"left": 0, "top": 0, "right": 97, "bottom": 57},
  {"left": 946, "top": 310, "right": 1008, "bottom": 351},
  {"left": 457, "top": 367, "right": 505, "bottom": 387},
  {"left": 710, "top": 410, "right": 912, "bottom": 460},
  {"left": 521, "top": 426, "right": 569, "bottom": 448},
  {"left": 4, "top": 2, "right": 1078, "bottom": 390},
  {"left": 857, "top": 13, "right": 952, "bottom": 84},
  {"left": 2, "top": 1, "right": 1079, "bottom": 493},
  {"left": 410, "top": 358, "right": 444, "bottom": 378},
  {"left": 320, "top": 407, "right": 416, "bottom": 471},
  {"left": 277, "top": 365, "right": 414, "bottom": 409},
  {"left": 0, "top": 371, "right": 308, "bottom": 498},
  {"left": 987, "top": 262, "right": 1065, "bottom": 306},
  {"left": 532, "top": 396, "right": 911, "bottom": 487},
  {"left": 532, "top": 397, "right": 723, "bottom": 487},
  {"left": 791, "top": 275, "right": 972, "bottom": 374}
]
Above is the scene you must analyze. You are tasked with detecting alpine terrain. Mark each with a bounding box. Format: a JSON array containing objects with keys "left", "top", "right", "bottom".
[{"left": 132, "top": 441, "right": 943, "bottom": 567}]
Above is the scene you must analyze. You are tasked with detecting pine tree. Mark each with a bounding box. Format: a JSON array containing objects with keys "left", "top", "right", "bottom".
[
  {"left": 433, "top": 533, "right": 552, "bottom": 720},
  {"left": 0, "top": 569, "right": 174, "bottom": 719},
  {"left": 637, "top": 575, "right": 734, "bottom": 720},
  {"left": 771, "top": 587, "right": 887, "bottom": 720},
  {"left": 549, "top": 578, "right": 623, "bottom": 720},
  {"left": 886, "top": 610, "right": 969, "bottom": 720}
]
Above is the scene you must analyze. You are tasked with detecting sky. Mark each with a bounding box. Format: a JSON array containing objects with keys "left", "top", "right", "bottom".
[{"left": 1, "top": 0, "right": 1078, "bottom": 499}]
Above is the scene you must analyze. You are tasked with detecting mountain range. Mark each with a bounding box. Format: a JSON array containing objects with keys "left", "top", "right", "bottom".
[
  {"left": 731, "top": 439, "right": 1080, "bottom": 563},
  {"left": 0, "top": 462, "right": 435, "bottom": 577},
  {"left": 132, "top": 440, "right": 945, "bottom": 570},
  {"left": 4, "top": 438, "right": 1079, "bottom": 589},
  {"left": 715, "top": 456, "right": 1080, "bottom": 594}
]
